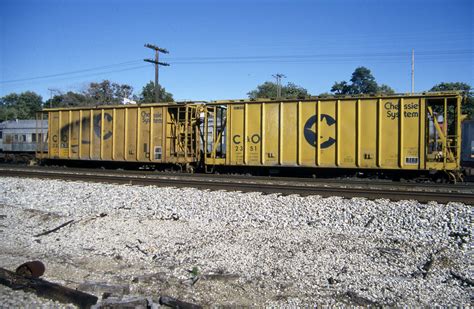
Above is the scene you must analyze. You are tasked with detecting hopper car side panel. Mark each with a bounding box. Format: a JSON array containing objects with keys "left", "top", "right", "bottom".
[
  {"left": 205, "top": 93, "right": 462, "bottom": 175},
  {"left": 218, "top": 98, "right": 426, "bottom": 170},
  {"left": 41, "top": 104, "right": 200, "bottom": 165}
]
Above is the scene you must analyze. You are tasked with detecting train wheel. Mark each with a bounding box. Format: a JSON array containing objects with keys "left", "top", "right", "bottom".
[
  {"left": 433, "top": 172, "right": 448, "bottom": 183},
  {"left": 185, "top": 164, "right": 194, "bottom": 174}
]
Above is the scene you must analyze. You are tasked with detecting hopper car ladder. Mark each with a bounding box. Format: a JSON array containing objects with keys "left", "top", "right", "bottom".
[
  {"left": 426, "top": 96, "right": 463, "bottom": 182},
  {"left": 167, "top": 105, "right": 200, "bottom": 170}
]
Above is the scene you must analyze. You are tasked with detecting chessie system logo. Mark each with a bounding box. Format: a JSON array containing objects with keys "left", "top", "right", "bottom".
[{"left": 304, "top": 114, "right": 336, "bottom": 149}]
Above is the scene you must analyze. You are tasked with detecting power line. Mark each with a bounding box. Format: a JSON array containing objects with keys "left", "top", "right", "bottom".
[
  {"left": 0, "top": 49, "right": 471, "bottom": 86},
  {"left": 164, "top": 49, "right": 473, "bottom": 62},
  {"left": 165, "top": 57, "right": 472, "bottom": 65},
  {"left": 2, "top": 64, "right": 149, "bottom": 87},
  {"left": 0, "top": 60, "right": 143, "bottom": 84}
]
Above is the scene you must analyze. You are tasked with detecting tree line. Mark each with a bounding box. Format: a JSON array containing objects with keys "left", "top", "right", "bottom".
[
  {"left": 1, "top": 66, "right": 472, "bottom": 120},
  {"left": 247, "top": 67, "right": 473, "bottom": 118},
  {"left": 0, "top": 80, "right": 173, "bottom": 120}
]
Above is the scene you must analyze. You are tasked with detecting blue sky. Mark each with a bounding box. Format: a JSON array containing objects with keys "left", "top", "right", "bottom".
[{"left": 0, "top": 0, "right": 473, "bottom": 101}]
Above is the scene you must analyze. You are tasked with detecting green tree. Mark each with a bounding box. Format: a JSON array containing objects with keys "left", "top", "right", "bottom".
[
  {"left": 85, "top": 80, "right": 134, "bottom": 105},
  {"left": 0, "top": 91, "right": 43, "bottom": 120},
  {"left": 317, "top": 92, "right": 333, "bottom": 98},
  {"left": 139, "top": 81, "right": 174, "bottom": 103},
  {"left": 247, "top": 82, "right": 277, "bottom": 99},
  {"left": 112, "top": 83, "right": 133, "bottom": 101},
  {"left": 85, "top": 80, "right": 114, "bottom": 103},
  {"left": 247, "top": 81, "right": 310, "bottom": 99},
  {"left": 377, "top": 84, "right": 395, "bottom": 94},
  {"left": 331, "top": 67, "right": 395, "bottom": 95},
  {"left": 430, "top": 82, "right": 473, "bottom": 119},
  {"left": 330, "top": 81, "right": 352, "bottom": 95},
  {"left": 350, "top": 67, "right": 379, "bottom": 94},
  {"left": 43, "top": 80, "right": 134, "bottom": 107},
  {"left": 44, "top": 91, "right": 89, "bottom": 108},
  {"left": 430, "top": 82, "right": 470, "bottom": 93}
]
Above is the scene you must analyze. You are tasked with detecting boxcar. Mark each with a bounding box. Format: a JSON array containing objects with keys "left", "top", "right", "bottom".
[
  {"left": 203, "top": 92, "right": 465, "bottom": 181},
  {"left": 37, "top": 103, "right": 203, "bottom": 172}
]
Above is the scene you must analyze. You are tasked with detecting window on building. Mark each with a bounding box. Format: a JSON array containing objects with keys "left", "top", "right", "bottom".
[
  {"left": 0, "top": 131, "right": 2, "bottom": 139},
  {"left": 32, "top": 133, "right": 37, "bottom": 142}
]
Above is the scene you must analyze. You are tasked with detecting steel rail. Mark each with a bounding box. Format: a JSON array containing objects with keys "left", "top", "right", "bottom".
[
  {"left": 0, "top": 167, "right": 472, "bottom": 204},
  {"left": 1, "top": 163, "right": 473, "bottom": 191}
]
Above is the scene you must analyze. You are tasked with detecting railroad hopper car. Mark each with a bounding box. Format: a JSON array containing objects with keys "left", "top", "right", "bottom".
[
  {"left": 0, "top": 119, "right": 47, "bottom": 162},
  {"left": 36, "top": 92, "right": 465, "bottom": 182},
  {"left": 203, "top": 92, "right": 465, "bottom": 182},
  {"left": 36, "top": 103, "right": 203, "bottom": 172}
]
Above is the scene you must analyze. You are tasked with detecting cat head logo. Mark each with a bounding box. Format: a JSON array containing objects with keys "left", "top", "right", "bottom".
[{"left": 304, "top": 114, "right": 336, "bottom": 149}]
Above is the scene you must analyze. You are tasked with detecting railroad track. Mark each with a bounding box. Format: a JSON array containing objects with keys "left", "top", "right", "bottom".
[{"left": 0, "top": 165, "right": 473, "bottom": 204}]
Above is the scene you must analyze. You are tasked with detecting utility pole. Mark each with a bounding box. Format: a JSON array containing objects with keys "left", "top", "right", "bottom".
[
  {"left": 411, "top": 49, "right": 415, "bottom": 94},
  {"left": 47, "top": 88, "right": 59, "bottom": 108},
  {"left": 272, "top": 73, "right": 286, "bottom": 98},
  {"left": 144, "top": 43, "right": 170, "bottom": 103}
]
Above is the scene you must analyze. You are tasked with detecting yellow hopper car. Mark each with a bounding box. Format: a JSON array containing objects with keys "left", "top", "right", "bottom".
[
  {"left": 203, "top": 92, "right": 465, "bottom": 182},
  {"left": 36, "top": 103, "right": 203, "bottom": 172}
]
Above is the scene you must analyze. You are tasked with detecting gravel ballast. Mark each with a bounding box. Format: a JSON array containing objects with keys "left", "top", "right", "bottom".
[{"left": 0, "top": 176, "right": 472, "bottom": 307}]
